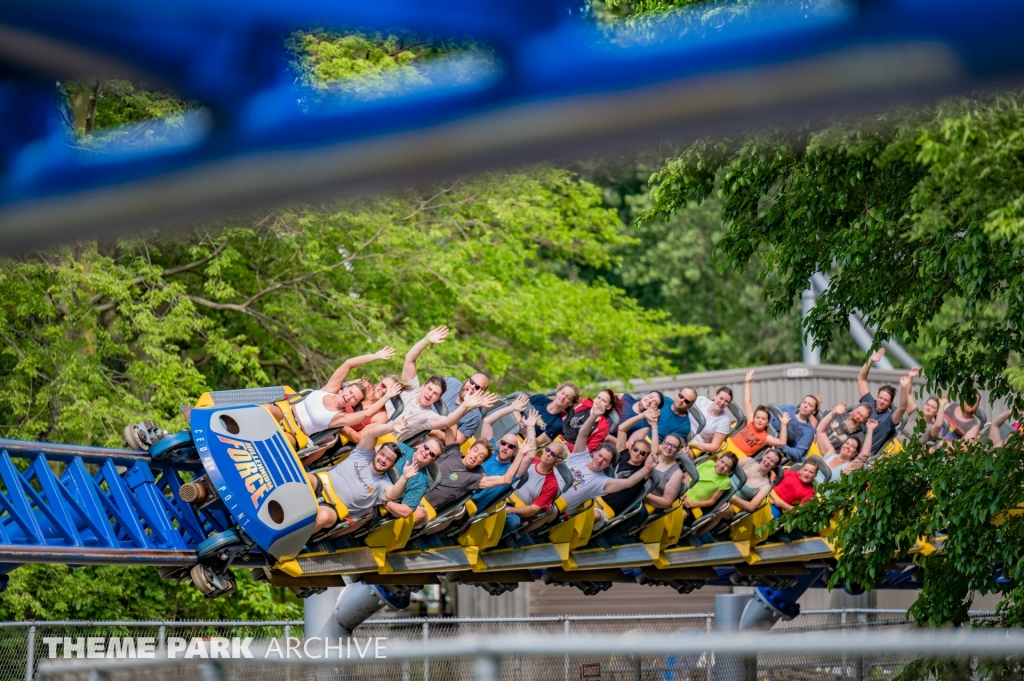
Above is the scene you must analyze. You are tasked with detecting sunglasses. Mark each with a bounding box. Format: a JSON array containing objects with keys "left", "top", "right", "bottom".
[
  {"left": 630, "top": 445, "right": 648, "bottom": 454},
  {"left": 543, "top": 447, "right": 565, "bottom": 460},
  {"left": 499, "top": 440, "right": 518, "bottom": 449},
  {"left": 467, "top": 378, "right": 483, "bottom": 390},
  {"left": 677, "top": 395, "right": 693, "bottom": 405},
  {"left": 419, "top": 444, "right": 441, "bottom": 458}
]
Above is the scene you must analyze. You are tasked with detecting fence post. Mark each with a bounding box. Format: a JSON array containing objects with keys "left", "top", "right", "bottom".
[
  {"left": 841, "top": 610, "right": 848, "bottom": 680},
  {"left": 474, "top": 654, "right": 500, "bottom": 681},
  {"left": 706, "top": 614, "right": 713, "bottom": 633},
  {"left": 422, "top": 621, "right": 430, "bottom": 681},
  {"left": 283, "top": 624, "right": 291, "bottom": 681},
  {"left": 158, "top": 625, "right": 166, "bottom": 655},
  {"left": 24, "top": 624, "right": 35, "bottom": 681},
  {"left": 563, "top": 618, "right": 570, "bottom": 681},
  {"left": 856, "top": 613, "right": 867, "bottom": 680}
]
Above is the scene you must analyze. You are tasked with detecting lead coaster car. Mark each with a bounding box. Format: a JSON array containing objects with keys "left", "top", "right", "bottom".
[{"left": 168, "top": 404, "right": 320, "bottom": 596}]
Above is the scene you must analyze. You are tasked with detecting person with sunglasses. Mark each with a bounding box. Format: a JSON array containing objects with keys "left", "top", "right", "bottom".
[
  {"left": 503, "top": 440, "right": 568, "bottom": 536},
  {"left": 602, "top": 408, "right": 661, "bottom": 516},
  {"left": 394, "top": 437, "right": 444, "bottom": 525},
  {"left": 645, "top": 433, "right": 686, "bottom": 509},
  {"left": 440, "top": 372, "right": 491, "bottom": 444},
  {"left": 559, "top": 402, "right": 656, "bottom": 530},
  {"left": 472, "top": 406, "right": 540, "bottom": 511},
  {"left": 632, "top": 387, "right": 698, "bottom": 446}
]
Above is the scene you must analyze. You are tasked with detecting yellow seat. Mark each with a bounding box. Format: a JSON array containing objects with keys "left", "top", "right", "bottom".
[{"left": 314, "top": 472, "right": 350, "bottom": 521}]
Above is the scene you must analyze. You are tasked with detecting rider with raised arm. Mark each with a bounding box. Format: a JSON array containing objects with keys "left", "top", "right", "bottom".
[
  {"left": 386, "top": 326, "right": 498, "bottom": 436},
  {"left": 603, "top": 408, "right": 660, "bottom": 517},
  {"left": 816, "top": 401, "right": 870, "bottom": 454},
  {"left": 728, "top": 369, "right": 790, "bottom": 456},
  {"left": 306, "top": 416, "right": 421, "bottom": 533},
  {"left": 858, "top": 349, "right": 917, "bottom": 454},
  {"left": 471, "top": 401, "right": 539, "bottom": 511},
  {"left": 414, "top": 414, "right": 532, "bottom": 527},
  {"left": 560, "top": 400, "right": 656, "bottom": 529},
  {"left": 824, "top": 420, "right": 874, "bottom": 475}
]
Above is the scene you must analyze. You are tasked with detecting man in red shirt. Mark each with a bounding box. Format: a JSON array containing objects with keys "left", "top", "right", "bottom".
[
  {"left": 503, "top": 441, "right": 566, "bottom": 536},
  {"left": 770, "top": 460, "right": 818, "bottom": 518}
]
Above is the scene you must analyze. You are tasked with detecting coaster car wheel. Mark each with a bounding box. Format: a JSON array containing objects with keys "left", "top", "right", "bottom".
[
  {"left": 124, "top": 420, "right": 169, "bottom": 452},
  {"left": 190, "top": 564, "right": 237, "bottom": 598},
  {"left": 150, "top": 430, "right": 198, "bottom": 463}
]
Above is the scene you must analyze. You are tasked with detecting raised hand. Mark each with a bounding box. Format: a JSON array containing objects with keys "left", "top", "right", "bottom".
[
  {"left": 511, "top": 394, "right": 530, "bottom": 412},
  {"left": 834, "top": 402, "right": 849, "bottom": 415},
  {"left": 591, "top": 398, "right": 609, "bottom": 416},
  {"left": 745, "top": 369, "right": 755, "bottom": 382},
  {"left": 524, "top": 408, "right": 541, "bottom": 428},
  {"left": 867, "top": 419, "right": 878, "bottom": 430},
  {"left": 384, "top": 382, "right": 404, "bottom": 399},
  {"left": 644, "top": 408, "right": 660, "bottom": 423},
  {"left": 779, "top": 411, "right": 792, "bottom": 425},
  {"left": 426, "top": 326, "right": 450, "bottom": 345},
  {"left": 374, "top": 346, "right": 396, "bottom": 361},
  {"left": 899, "top": 372, "right": 913, "bottom": 389},
  {"left": 869, "top": 348, "right": 886, "bottom": 364},
  {"left": 402, "top": 460, "right": 420, "bottom": 479},
  {"left": 909, "top": 367, "right": 920, "bottom": 378},
  {"left": 465, "top": 391, "right": 498, "bottom": 410},
  {"left": 391, "top": 416, "right": 409, "bottom": 437}
]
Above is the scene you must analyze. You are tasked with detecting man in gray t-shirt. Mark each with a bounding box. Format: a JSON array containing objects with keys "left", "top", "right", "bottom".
[{"left": 309, "top": 417, "right": 419, "bottom": 532}]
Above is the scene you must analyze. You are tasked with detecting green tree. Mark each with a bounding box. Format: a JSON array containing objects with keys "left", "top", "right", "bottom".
[
  {"left": 643, "top": 94, "right": 1024, "bottom": 407},
  {"left": 0, "top": 168, "right": 690, "bottom": 449}
]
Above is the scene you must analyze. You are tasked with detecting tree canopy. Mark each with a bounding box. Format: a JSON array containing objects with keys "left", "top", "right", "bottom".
[{"left": 643, "top": 94, "right": 1024, "bottom": 408}]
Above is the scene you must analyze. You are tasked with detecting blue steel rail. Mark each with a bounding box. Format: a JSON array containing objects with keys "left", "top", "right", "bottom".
[
  {"left": 0, "top": 438, "right": 212, "bottom": 569},
  {"left": 2, "top": 0, "right": 1024, "bottom": 248}
]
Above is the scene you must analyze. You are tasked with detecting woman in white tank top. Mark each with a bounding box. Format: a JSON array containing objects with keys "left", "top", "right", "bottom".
[{"left": 263, "top": 347, "right": 400, "bottom": 456}]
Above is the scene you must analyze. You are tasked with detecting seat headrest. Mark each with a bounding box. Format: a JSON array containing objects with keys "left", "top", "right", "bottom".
[
  {"left": 433, "top": 398, "right": 449, "bottom": 417},
  {"left": 689, "top": 406, "right": 706, "bottom": 437},
  {"left": 727, "top": 401, "right": 746, "bottom": 435},
  {"left": 676, "top": 454, "right": 699, "bottom": 483},
  {"left": 555, "top": 463, "right": 574, "bottom": 493},
  {"left": 388, "top": 396, "right": 405, "bottom": 421}
]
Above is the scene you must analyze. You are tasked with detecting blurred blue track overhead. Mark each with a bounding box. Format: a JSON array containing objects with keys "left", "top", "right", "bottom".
[{"left": 1, "top": 0, "right": 1024, "bottom": 248}]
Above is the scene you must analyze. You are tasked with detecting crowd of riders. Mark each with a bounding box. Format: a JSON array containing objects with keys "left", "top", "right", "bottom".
[{"left": 281, "top": 327, "right": 1015, "bottom": 541}]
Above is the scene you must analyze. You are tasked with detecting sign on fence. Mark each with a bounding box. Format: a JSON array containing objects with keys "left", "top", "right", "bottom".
[{"left": 581, "top": 662, "right": 601, "bottom": 680}]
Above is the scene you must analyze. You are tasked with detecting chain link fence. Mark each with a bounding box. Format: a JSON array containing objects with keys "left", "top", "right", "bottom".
[{"left": 14, "top": 609, "right": 998, "bottom": 681}]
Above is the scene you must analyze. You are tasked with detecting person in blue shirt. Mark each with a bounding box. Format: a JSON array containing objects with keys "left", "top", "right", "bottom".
[
  {"left": 528, "top": 381, "right": 580, "bottom": 445},
  {"left": 617, "top": 390, "right": 665, "bottom": 438},
  {"left": 471, "top": 397, "right": 539, "bottom": 511},
  {"left": 632, "top": 387, "right": 697, "bottom": 445},
  {"left": 768, "top": 399, "right": 819, "bottom": 463}
]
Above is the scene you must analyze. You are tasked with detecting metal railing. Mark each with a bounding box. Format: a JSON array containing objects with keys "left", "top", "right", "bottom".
[
  {"left": 5, "top": 609, "right": 998, "bottom": 681},
  {"left": 35, "top": 628, "right": 1024, "bottom": 681}
]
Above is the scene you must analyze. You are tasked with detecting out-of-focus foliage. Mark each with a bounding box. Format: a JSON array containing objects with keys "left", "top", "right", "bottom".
[
  {"left": 644, "top": 94, "right": 1024, "bottom": 408},
  {"left": 773, "top": 431, "right": 1024, "bottom": 679},
  {"left": 287, "top": 31, "right": 489, "bottom": 101},
  {"left": 0, "top": 565, "right": 300, "bottom": 621}
]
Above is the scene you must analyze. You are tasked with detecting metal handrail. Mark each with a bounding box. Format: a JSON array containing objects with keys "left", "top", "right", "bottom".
[{"left": 35, "top": 629, "right": 1024, "bottom": 679}]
